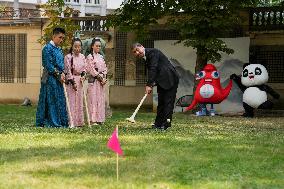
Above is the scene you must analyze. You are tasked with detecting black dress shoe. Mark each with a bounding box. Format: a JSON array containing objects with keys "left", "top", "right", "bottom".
[
  {"left": 162, "top": 122, "right": 171, "bottom": 130},
  {"left": 243, "top": 112, "right": 254, "bottom": 118}
]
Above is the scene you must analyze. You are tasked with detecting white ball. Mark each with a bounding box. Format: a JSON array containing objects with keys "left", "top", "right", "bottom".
[{"left": 199, "top": 84, "right": 214, "bottom": 98}]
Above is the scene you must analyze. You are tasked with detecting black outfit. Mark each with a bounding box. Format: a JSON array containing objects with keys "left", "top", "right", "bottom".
[{"left": 144, "top": 48, "right": 179, "bottom": 129}]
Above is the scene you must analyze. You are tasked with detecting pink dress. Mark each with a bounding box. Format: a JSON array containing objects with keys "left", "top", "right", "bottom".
[
  {"left": 86, "top": 53, "right": 107, "bottom": 123},
  {"left": 64, "top": 53, "right": 86, "bottom": 126}
]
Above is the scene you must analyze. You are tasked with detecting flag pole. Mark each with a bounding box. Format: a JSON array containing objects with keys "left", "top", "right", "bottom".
[
  {"left": 107, "top": 125, "right": 123, "bottom": 181},
  {"left": 116, "top": 125, "right": 119, "bottom": 181},
  {"left": 117, "top": 153, "right": 119, "bottom": 181}
]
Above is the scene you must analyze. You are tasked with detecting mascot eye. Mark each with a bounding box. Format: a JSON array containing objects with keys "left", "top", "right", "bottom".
[
  {"left": 197, "top": 71, "right": 206, "bottom": 78},
  {"left": 211, "top": 71, "right": 219, "bottom": 79},
  {"left": 243, "top": 69, "right": 248, "bottom": 77},
  {"left": 255, "top": 67, "right": 262, "bottom": 75}
]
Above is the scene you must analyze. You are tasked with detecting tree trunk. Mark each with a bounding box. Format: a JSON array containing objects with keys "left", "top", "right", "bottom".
[
  {"left": 190, "top": 49, "right": 207, "bottom": 113},
  {"left": 195, "top": 51, "right": 208, "bottom": 75}
]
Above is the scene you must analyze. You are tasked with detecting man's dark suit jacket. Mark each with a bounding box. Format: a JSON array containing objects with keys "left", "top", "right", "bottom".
[{"left": 144, "top": 48, "right": 179, "bottom": 90}]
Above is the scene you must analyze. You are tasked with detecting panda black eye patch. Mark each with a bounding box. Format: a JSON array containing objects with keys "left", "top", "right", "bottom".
[
  {"left": 243, "top": 69, "right": 248, "bottom": 77},
  {"left": 255, "top": 67, "right": 262, "bottom": 75}
]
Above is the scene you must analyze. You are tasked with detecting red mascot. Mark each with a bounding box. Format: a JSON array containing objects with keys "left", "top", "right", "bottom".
[{"left": 185, "top": 64, "right": 233, "bottom": 115}]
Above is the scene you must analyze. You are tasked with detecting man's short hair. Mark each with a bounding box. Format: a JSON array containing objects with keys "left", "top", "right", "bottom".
[
  {"left": 53, "top": 27, "right": 65, "bottom": 35},
  {"left": 132, "top": 42, "right": 143, "bottom": 50}
]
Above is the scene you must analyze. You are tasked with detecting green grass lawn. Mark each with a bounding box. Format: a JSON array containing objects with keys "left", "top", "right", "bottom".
[{"left": 0, "top": 104, "right": 283, "bottom": 189}]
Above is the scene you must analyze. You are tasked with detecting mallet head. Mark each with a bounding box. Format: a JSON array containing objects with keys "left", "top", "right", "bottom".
[{"left": 126, "top": 117, "right": 135, "bottom": 123}]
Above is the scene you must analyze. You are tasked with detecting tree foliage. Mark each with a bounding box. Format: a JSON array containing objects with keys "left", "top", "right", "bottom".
[
  {"left": 106, "top": 0, "right": 166, "bottom": 39},
  {"left": 258, "top": 0, "right": 284, "bottom": 6},
  {"left": 107, "top": 0, "right": 260, "bottom": 67},
  {"left": 38, "top": 0, "right": 80, "bottom": 53},
  {"left": 0, "top": 4, "right": 7, "bottom": 12}
]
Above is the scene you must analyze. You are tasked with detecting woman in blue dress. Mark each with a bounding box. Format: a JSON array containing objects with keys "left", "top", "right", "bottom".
[{"left": 36, "top": 27, "right": 69, "bottom": 127}]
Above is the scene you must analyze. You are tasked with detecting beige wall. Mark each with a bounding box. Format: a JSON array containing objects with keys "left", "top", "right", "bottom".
[
  {"left": 0, "top": 24, "right": 152, "bottom": 107},
  {"left": 0, "top": 83, "right": 40, "bottom": 104},
  {"left": 109, "top": 86, "right": 152, "bottom": 106},
  {"left": 0, "top": 25, "right": 42, "bottom": 84},
  {"left": 0, "top": 24, "right": 42, "bottom": 103}
]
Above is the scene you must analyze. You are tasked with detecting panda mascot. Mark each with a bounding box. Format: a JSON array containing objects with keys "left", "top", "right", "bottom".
[{"left": 230, "top": 62, "right": 280, "bottom": 117}]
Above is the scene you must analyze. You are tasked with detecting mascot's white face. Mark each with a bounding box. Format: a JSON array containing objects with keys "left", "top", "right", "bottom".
[{"left": 241, "top": 64, "right": 269, "bottom": 87}]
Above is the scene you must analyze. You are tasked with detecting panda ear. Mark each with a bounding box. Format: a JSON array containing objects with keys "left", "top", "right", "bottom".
[{"left": 243, "top": 63, "right": 250, "bottom": 69}]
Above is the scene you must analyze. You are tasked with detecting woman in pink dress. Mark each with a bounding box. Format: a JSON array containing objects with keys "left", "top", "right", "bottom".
[
  {"left": 64, "top": 38, "right": 86, "bottom": 127},
  {"left": 86, "top": 38, "right": 107, "bottom": 125}
]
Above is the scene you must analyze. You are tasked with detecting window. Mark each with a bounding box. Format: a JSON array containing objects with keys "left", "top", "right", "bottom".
[
  {"left": 94, "top": 0, "right": 100, "bottom": 4},
  {"left": 251, "top": 46, "right": 284, "bottom": 83},
  {"left": 73, "top": 0, "right": 79, "bottom": 3},
  {"left": 135, "top": 30, "right": 179, "bottom": 85},
  {"left": 114, "top": 32, "right": 127, "bottom": 86},
  {"left": 86, "top": 0, "right": 91, "bottom": 3},
  {"left": 0, "top": 34, "right": 27, "bottom": 83}
]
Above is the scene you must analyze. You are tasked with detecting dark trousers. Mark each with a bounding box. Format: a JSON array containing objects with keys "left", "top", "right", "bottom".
[
  {"left": 154, "top": 81, "right": 178, "bottom": 127},
  {"left": 243, "top": 100, "right": 274, "bottom": 117}
]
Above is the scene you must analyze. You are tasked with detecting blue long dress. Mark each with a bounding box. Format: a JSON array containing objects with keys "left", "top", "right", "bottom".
[{"left": 36, "top": 42, "right": 69, "bottom": 127}]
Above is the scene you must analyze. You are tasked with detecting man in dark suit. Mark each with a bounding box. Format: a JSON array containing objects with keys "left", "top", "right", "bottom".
[{"left": 132, "top": 43, "right": 179, "bottom": 130}]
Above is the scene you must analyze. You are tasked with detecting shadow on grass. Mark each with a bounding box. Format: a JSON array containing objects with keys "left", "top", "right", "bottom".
[
  {"left": 0, "top": 132, "right": 283, "bottom": 188},
  {"left": 0, "top": 105, "right": 284, "bottom": 188}
]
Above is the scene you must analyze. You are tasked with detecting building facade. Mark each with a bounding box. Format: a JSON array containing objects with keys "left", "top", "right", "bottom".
[
  {"left": 0, "top": 6, "right": 283, "bottom": 111},
  {"left": 64, "top": 0, "right": 107, "bottom": 16}
]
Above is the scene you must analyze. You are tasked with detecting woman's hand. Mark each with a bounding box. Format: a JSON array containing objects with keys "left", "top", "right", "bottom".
[
  {"left": 60, "top": 73, "right": 65, "bottom": 84},
  {"left": 72, "top": 83, "right": 78, "bottom": 91},
  {"left": 80, "top": 76, "right": 86, "bottom": 82},
  {"left": 100, "top": 78, "right": 107, "bottom": 86}
]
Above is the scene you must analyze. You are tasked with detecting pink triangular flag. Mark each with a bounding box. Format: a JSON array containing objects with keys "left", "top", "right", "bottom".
[{"left": 107, "top": 127, "right": 123, "bottom": 156}]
